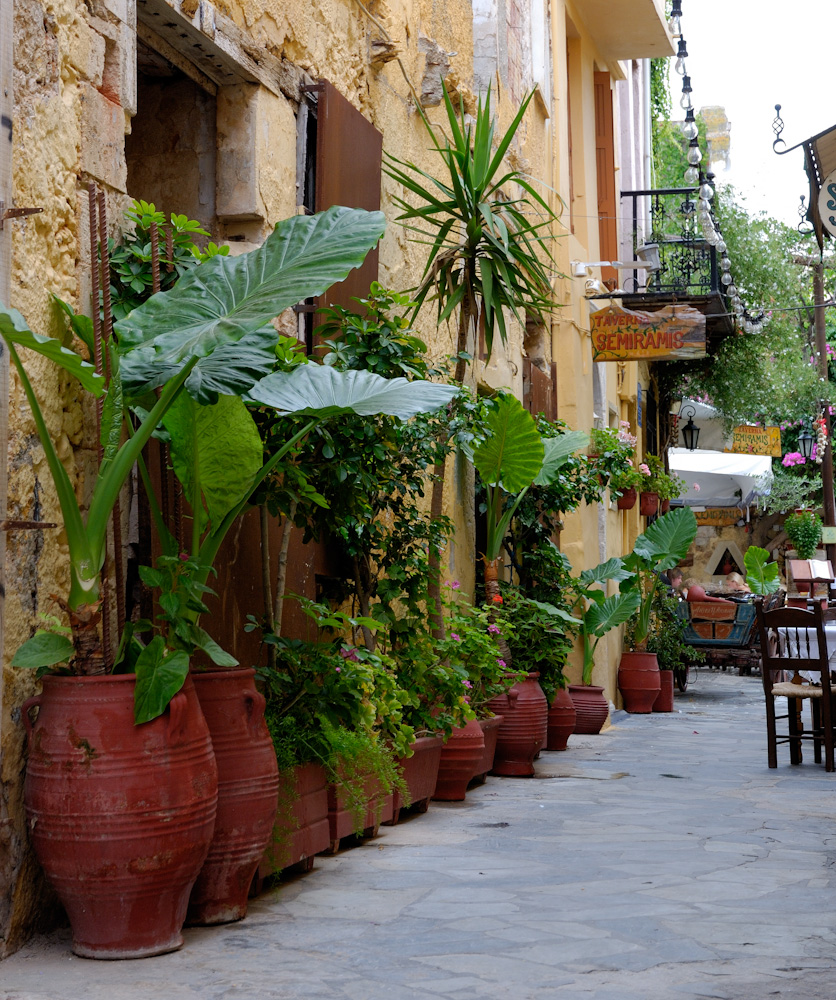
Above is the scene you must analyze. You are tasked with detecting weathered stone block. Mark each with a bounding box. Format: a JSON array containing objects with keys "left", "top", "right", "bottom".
[
  {"left": 79, "top": 83, "right": 127, "bottom": 192},
  {"left": 216, "top": 84, "right": 261, "bottom": 221}
]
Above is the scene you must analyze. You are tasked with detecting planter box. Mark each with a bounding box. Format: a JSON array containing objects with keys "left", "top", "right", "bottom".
[
  {"left": 326, "top": 777, "right": 394, "bottom": 851},
  {"left": 470, "top": 716, "right": 503, "bottom": 787},
  {"left": 251, "top": 762, "right": 330, "bottom": 896},
  {"left": 389, "top": 735, "right": 443, "bottom": 824}
]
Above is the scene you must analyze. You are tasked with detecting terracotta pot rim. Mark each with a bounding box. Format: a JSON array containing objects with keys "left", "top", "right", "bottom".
[
  {"left": 40, "top": 673, "right": 138, "bottom": 687},
  {"left": 568, "top": 683, "right": 604, "bottom": 694},
  {"left": 191, "top": 666, "right": 255, "bottom": 681}
]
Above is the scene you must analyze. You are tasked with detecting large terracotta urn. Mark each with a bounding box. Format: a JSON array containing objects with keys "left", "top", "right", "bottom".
[
  {"left": 546, "top": 687, "right": 577, "bottom": 751},
  {"left": 653, "top": 669, "right": 675, "bottom": 713},
  {"left": 433, "top": 719, "right": 485, "bottom": 801},
  {"left": 188, "top": 668, "right": 279, "bottom": 925},
  {"left": 618, "top": 650, "right": 661, "bottom": 713},
  {"left": 22, "top": 674, "right": 217, "bottom": 959},
  {"left": 487, "top": 673, "right": 548, "bottom": 777},
  {"left": 568, "top": 684, "right": 609, "bottom": 735}
]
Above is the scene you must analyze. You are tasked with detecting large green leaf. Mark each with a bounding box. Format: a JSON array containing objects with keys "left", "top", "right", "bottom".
[
  {"left": 472, "top": 393, "right": 544, "bottom": 492},
  {"left": 120, "top": 326, "right": 280, "bottom": 405},
  {"left": 248, "top": 364, "right": 460, "bottom": 419},
  {"left": 585, "top": 591, "right": 641, "bottom": 638},
  {"left": 631, "top": 507, "right": 698, "bottom": 574},
  {"left": 163, "top": 393, "right": 264, "bottom": 532},
  {"left": 133, "top": 636, "right": 190, "bottom": 724},
  {"left": 115, "top": 207, "right": 386, "bottom": 361},
  {"left": 528, "top": 598, "right": 578, "bottom": 627},
  {"left": 0, "top": 302, "right": 104, "bottom": 396},
  {"left": 744, "top": 545, "right": 781, "bottom": 595},
  {"left": 11, "top": 631, "right": 75, "bottom": 669},
  {"left": 534, "top": 431, "right": 589, "bottom": 486},
  {"left": 579, "top": 557, "right": 634, "bottom": 591}
]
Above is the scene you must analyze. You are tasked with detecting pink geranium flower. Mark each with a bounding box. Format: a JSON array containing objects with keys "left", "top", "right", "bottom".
[{"left": 639, "top": 463, "right": 651, "bottom": 476}]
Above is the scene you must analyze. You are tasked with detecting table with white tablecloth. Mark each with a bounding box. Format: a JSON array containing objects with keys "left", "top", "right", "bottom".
[{"left": 776, "top": 624, "right": 836, "bottom": 680}]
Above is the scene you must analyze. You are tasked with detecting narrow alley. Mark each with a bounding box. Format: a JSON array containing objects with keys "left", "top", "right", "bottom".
[{"left": 3, "top": 671, "right": 835, "bottom": 1000}]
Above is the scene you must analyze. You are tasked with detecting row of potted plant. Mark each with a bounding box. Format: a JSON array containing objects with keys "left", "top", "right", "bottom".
[{"left": 590, "top": 427, "right": 685, "bottom": 515}]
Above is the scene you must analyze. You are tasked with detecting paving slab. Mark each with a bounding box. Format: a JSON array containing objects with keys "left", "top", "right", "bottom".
[{"left": 4, "top": 670, "right": 836, "bottom": 999}]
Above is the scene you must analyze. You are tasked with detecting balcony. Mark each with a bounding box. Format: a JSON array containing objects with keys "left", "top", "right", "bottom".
[
  {"left": 617, "top": 186, "right": 736, "bottom": 350},
  {"left": 575, "top": 0, "right": 674, "bottom": 62}
]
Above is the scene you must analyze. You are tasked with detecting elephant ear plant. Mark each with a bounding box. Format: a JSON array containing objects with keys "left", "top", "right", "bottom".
[
  {"left": 569, "top": 558, "right": 640, "bottom": 685},
  {"left": 743, "top": 545, "right": 781, "bottom": 595},
  {"left": 622, "top": 507, "right": 698, "bottom": 650},
  {"left": 6, "top": 206, "right": 460, "bottom": 722},
  {"left": 470, "top": 392, "right": 587, "bottom": 600}
]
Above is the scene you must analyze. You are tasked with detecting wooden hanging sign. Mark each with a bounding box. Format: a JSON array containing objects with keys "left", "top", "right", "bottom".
[
  {"left": 694, "top": 508, "right": 742, "bottom": 527},
  {"left": 591, "top": 303, "right": 706, "bottom": 362},
  {"left": 727, "top": 425, "right": 782, "bottom": 457}
]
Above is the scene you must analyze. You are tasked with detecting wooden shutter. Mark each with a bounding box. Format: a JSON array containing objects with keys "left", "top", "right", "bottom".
[
  {"left": 594, "top": 72, "right": 617, "bottom": 288},
  {"left": 315, "top": 80, "right": 383, "bottom": 313},
  {"left": 523, "top": 358, "right": 556, "bottom": 421}
]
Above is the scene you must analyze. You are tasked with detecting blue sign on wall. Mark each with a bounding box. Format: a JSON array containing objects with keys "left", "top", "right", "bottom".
[{"left": 637, "top": 383, "right": 643, "bottom": 428}]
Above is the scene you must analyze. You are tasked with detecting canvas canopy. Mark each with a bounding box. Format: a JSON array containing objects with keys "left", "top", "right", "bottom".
[{"left": 668, "top": 448, "right": 773, "bottom": 508}]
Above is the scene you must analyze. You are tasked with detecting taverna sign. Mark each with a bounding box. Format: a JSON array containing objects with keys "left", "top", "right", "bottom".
[{"left": 591, "top": 303, "right": 706, "bottom": 362}]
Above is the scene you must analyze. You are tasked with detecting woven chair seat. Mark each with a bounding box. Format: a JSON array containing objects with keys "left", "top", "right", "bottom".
[{"left": 771, "top": 682, "right": 822, "bottom": 699}]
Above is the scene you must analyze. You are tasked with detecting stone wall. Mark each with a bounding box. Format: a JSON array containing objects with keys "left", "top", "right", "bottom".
[{"left": 1, "top": 0, "right": 556, "bottom": 954}]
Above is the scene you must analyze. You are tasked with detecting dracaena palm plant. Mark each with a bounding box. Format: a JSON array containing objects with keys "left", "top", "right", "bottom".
[{"left": 384, "top": 84, "right": 563, "bottom": 631}]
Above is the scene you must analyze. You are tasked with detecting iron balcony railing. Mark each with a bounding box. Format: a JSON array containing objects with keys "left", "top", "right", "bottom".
[{"left": 620, "top": 187, "right": 720, "bottom": 298}]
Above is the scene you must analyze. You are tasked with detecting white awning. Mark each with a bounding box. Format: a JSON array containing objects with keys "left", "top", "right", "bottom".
[{"left": 668, "top": 448, "right": 773, "bottom": 508}]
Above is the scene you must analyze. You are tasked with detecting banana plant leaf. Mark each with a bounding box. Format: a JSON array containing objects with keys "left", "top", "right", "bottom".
[
  {"left": 471, "top": 393, "right": 544, "bottom": 492},
  {"left": 0, "top": 302, "right": 104, "bottom": 395},
  {"left": 248, "top": 364, "right": 460, "bottom": 419},
  {"left": 119, "top": 325, "right": 280, "bottom": 405},
  {"left": 115, "top": 206, "right": 386, "bottom": 362}
]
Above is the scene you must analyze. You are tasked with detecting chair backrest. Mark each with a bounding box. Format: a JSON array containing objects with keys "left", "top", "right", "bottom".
[{"left": 756, "top": 602, "right": 832, "bottom": 696}]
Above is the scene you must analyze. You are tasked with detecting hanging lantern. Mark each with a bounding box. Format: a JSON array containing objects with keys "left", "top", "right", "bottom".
[{"left": 679, "top": 404, "right": 700, "bottom": 451}]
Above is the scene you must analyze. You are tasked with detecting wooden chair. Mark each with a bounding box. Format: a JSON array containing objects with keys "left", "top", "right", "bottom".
[{"left": 755, "top": 603, "right": 835, "bottom": 771}]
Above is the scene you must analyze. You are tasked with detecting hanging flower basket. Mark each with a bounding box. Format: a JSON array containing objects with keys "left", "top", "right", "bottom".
[
  {"left": 617, "top": 487, "right": 637, "bottom": 510},
  {"left": 640, "top": 491, "right": 659, "bottom": 516}
]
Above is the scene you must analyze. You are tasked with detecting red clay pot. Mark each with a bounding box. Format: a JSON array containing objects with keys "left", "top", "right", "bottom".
[
  {"left": 618, "top": 650, "right": 661, "bottom": 713},
  {"left": 22, "top": 674, "right": 217, "bottom": 959},
  {"left": 188, "top": 668, "right": 279, "bottom": 925},
  {"left": 391, "top": 734, "right": 443, "bottom": 822},
  {"left": 433, "top": 719, "right": 485, "bottom": 800},
  {"left": 653, "top": 669, "right": 675, "bottom": 713},
  {"left": 568, "top": 684, "right": 609, "bottom": 735},
  {"left": 640, "top": 491, "right": 660, "bottom": 516},
  {"left": 661, "top": 498, "right": 671, "bottom": 514},
  {"left": 488, "top": 673, "right": 548, "bottom": 777},
  {"left": 471, "top": 715, "right": 504, "bottom": 785},
  {"left": 546, "top": 688, "right": 577, "bottom": 750},
  {"left": 617, "top": 487, "right": 637, "bottom": 510}
]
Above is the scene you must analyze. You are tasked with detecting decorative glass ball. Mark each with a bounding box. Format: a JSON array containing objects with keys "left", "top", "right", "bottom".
[
  {"left": 721, "top": 272, "right": 733, "bottom": 286},
  {"left": 687, "top": 146, "right": 702, "bottom": 165},
  {"left": 684, "top": 166, "right": 700, "bottom": 185},
  {"left": 699, "top": 183, "right": 714, "bottom": 200}
]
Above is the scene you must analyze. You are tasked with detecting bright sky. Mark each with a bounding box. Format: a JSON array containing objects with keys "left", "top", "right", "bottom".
[{"left": 677, "top": 0, "right": 835, "bottom": 228}]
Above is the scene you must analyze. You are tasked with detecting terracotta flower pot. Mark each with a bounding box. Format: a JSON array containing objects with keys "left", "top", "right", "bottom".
[
  {"left": 433, "top": 719, "right": 485, "bottom": 801},
  {"left": 188, "top": 668, "right": 279, "bottom": 925},
  {"left": 640, "top": 491, "right": 659, "bottom": 516},
  {"left": 568, "top": 684, "right": 609, "bottom": 735},
  {"left": 488, "top": 673, "right": 548, "bottom": 777},
  {"left": 22, "top": 674, "right": 217, "bottom": 959},
  {"left": 391, "top": 734, "right": 443, "bottom": 822},
  {"left": 471, "top": 715, "right": 504, "bottom": 785},
  {"left": 661, "top": 498, "right": 671, "bottom": 513},
  {"left": 618, "top": 650, "right": 661, "bottom": 713},
  {"left": 653, "top": 669, "right": 675, "bottom": 713},
  {"left": 617, "top": 487, "right": 637, "bottom": 510},
  {"left": 546, "top": 688, "right": 577, "bottom": 750}
]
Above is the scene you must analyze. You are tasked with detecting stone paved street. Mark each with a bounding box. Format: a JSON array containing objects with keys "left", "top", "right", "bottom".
[{"left": 3, "top": 670, "right": 836, "bottom": 1000}]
